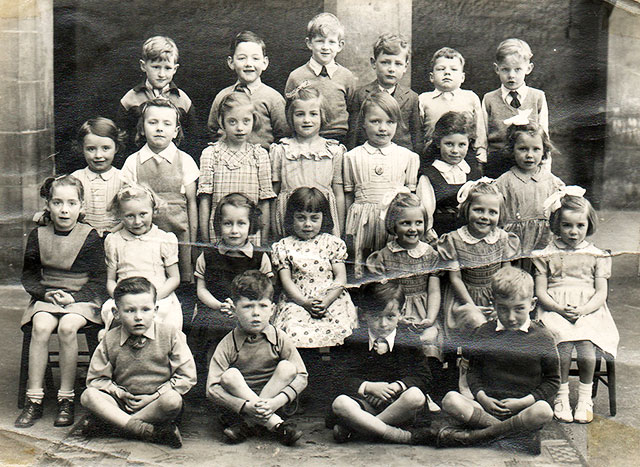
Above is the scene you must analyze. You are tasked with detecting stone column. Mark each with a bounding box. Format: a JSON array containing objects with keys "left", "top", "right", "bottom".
[
  {"left": 325, "top": 0, "right": 412, "bottom": 87},
  {"left": 0, "top": 0, "right": 54, "bottom": 283}
]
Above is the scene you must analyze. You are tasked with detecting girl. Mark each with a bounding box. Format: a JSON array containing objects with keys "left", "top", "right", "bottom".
[
  {"left": 199, "top": 92, "right": 276, "bottom": 245},
  {"left": 271, "top": 85, "right": 345, "bottom": 238},
  {"left": 416, "top": 111, "right": 481, "bottom": 236},
  {"left": 272, "top": 187, "right": 357, "bottom": 348},
  {"left": 495, "top": 121, "right": 565, "bottom": 255},
  {"left": 120, "top": 98, "right": 199, "bottom": 284},
  {"left": 533, "top": 191, "right": 619, "bottom": 424},
  {"left": 101, "top": 184, "right": 182, "bottom": 333},
  {"left": 344, "top": 91, "right": 420, "bottom": 277},
  {"left": 71, "top": 117, "right": 125, "bottom": 237},
  {"left": 366, "top": 193, "right": 442, "bottom": 360},
  {"left": 16, "top": 176, "right": 106, "bottom": 429}
]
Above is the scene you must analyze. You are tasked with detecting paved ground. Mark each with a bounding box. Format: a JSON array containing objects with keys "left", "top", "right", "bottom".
[{"left": 1, "top": 210, "right": 639, "bottom": 466}]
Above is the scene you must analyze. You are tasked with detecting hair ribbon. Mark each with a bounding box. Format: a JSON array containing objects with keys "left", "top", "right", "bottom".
[
  {"left": 378, "top": 186, "right": 411, "bottom": 221},
  {"left": 285, "top": 80, "right": 310, "bottom": 100},
  {"left": 542, "top": 185, "right": 586, "bottom": 216},
  {"left": 503, "top": 109, "right": 532, "bottom": 126},
  {"left": 456, "top": 177, "right": 495, "bottom": 206}
]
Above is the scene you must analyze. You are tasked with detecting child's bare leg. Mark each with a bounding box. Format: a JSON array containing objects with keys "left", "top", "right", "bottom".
[
  {"left": 57, "top": 314, "right": 87, "bottom": 392},
  {"left": 575, "top": 340, "right": 596, "bottom": 384},
  {"left": 81, "top": 388, "right": 131, "bottom": 428},
  {"left": 220, "top": 368, "right": 260, "bottom": 401},
  {"left": 557, "top": 341, "right": 574, "bottom": 383},
  {"left": 258, "top": 360, "right": 296, "bottom": 398},
  {"left": 376, "top": 387, "right": 425, "bottom": 426},
  {"left": 442, "top": 391, "right": 500, "bottom": 427},
  {"left": 132, "top": 390, "right": 183, "bottom": 424},
  {"left": 28, "top": 312, "right": 58, "bottom": 390}
]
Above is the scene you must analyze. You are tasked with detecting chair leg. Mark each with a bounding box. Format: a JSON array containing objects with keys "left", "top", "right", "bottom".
[
  {"left": 18, "top": 332, "right": 31, "bottom": 409},
  {"left": 606, "top": 357, "right": 616, "bottom": 416},
  {"left": 592, "top": 352, "right": 603, "bottom": 398}
]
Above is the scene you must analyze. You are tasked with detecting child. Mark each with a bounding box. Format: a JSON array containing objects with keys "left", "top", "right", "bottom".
[
  {"left": 495, "top": 122, "right": 564, "bottom": 255},
  {"left": 329, "top": 281, "right": 431, "bottom": 444},
  {"left": 71, "top": 117, "right": 125, "bottom": 237},
  {"left": 102, "top": 184, "right": 182, "bottom": 333},
  {"left": 344, "top": 91, "right": 420, "bottom": 277},
  {"left": 347, "top": 33, "right": 422, "bottom": 154},
  {"left": 207, "top": 31, "right": 288, "bottom": 150},
  {"left": 271, "top": 85, "right": 345, "bottom": 238},
  {"left": 482, "top": 39, "right": 549, "bottom": 178},
  {"left": 120, "top": 98, "right": 199, "bottom": 285},
  {"left": 16, "top": 176, "right": 106, "bottom": 429},
  {"left": 417, "top": 267, "right": 559, "bottom": 452},
  {"left": 199, "top": 92, "right": 276, "bottom": 245},
  {"left": 366, "top": 193, "right": 442, "bottom": 360},
  {"left": 285, "top": 12, "right": 356, "bottom": 145},
  {"left": 272, "top": 187, "right": 356, "bottom": 348},
  {"left": 416, "top": 111, "right": 482, "bottom": 236},
  {"left": 533, "top": 192, "right": 619, "bottom": 424},
  {"left": 419, "top": 47, "right": 487, "bottom": 163},
  {"left": 116, "top": 36, "right": 198, "bottom": 157},
  {"left": 207, "top": 270, "right": 308, "bottom": 445},
  {"left": 81, "top": 277, "right": 196, "bottom": 448}
]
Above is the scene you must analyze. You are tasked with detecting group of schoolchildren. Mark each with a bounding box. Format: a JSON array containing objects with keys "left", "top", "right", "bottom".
[{"left": 15, "top": 11, "right": 620, "bottom": 455}]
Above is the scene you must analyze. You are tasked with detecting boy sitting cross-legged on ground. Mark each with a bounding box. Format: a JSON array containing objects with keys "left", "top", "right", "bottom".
[
  {"left": 328, "top": 281, "right": 432, "bottom": 444},
  {"left": 206, "top": 270, "right": 308, "bottom": 446},
  {"left": 413, "top": 266, "right": 559, "bottom": 453},
  {"left": 81, "top": 276, "right": 196, "bottom": 448}
]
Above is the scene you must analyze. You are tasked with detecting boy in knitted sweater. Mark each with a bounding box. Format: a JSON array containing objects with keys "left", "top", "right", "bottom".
[{"left": 81, "top": 277, "right": 196, "bottom": 448}]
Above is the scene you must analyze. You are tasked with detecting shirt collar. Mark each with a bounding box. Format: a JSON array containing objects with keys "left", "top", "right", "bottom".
[
  {"left": 217, "top": 240, "right": 254, "bottom": 258},
  {"left": 510, "top": 166, "right": 542, "bottom": 183},
  {"left": 368, "top": 328, "right": 397, "bottom": 352},
  {"left": 85, "top": 166, "right": 116, "bottom": 181},
  {"left": 378, "top": 84, "right": 397, "bottom": 95},
  {"left": 496, "top": 316, "right": 531, "bottom": 333},
  {"left": 235, "top": 79, "right": 262, "bottom": 94},
  {"left": 309, "top": 57, "right": 338, "bottom": 78},
  {"left": 139, "top": 142, "right": 178, "bottom": 164},
  {"left": 432, "top": 159, "right": 470, "bottom": 174},
  {"left": 457, "top": 225, "right": 501, "bottom": 244},
  {"left": 553, "top": 237, "right": 590, "bottom": 251},
  {"left": 432, "top": 88, "right": 459, "bottom": 100},
  {"left": 119, "top": 321, "right": 156, "bottom": 345},
  {"left": 363, "top": 141, "right": 394, "bottom": 156},
  {"left": 120, "top": 224, "right": 159, "bottom": 241},
  {"left": 387, "top": 240, "right": 432, "bottom": 259},
  {"left": 233, "top": 324, "right": 278, "bottom": 350},
  {"left": 500, "top": 84, "right": 529, "bottom": 102}
]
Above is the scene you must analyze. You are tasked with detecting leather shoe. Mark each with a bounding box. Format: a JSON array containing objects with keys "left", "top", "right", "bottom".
[
  {"left": 54, "top": 399, "right": 75, "bottom": 427},
  {"left": 15, "top": 400, "right": 43, "bottom": 428},
  {"left": 410, "top": 426, "right": 440, "bottom": 446},
  {"left": 152, "top": 422, "right": 182, "bottom": 448},
  {"left": 332, "top": 424, "right": 353, "bottom": 443},
  {"left": 436, "top": 426, "right": 474, "bottom": 448}
]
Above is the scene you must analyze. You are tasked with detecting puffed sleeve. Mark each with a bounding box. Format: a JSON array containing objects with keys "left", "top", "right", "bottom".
[
  {"left": 436, "top": 232, "right": 460, "bottom": 270},
  {"left": 269, "top": 142, "right": 284, "bottom": 183},
  {"left": 197, "top": 144, "right": 216, "bottom": 196},
  {"left": 328, "top": 140, "right": 345, "bottom": 186},
  {"left": 594, "top": 249, "right": 612, "bottom": 279},
  {"left": 327, "top": 235, "right": 348, "bottom": 263},
  {"left": 404, "top": 150, "right": 419, "bottom": 191},
  {"left": 104, "top": 232, "right": 118, "bottom": 270},
  {"left": 194, "top": 253, "right": 206, "bottom": 280},
  {"left": 160, "top": 232, "right": 179, "bottom": 267},
  {"left": 501, "top": 230, "right": 521, "bottom": 261},
  {"left": 365, "top": 248, "right": 386, "bottom": 276},
  {"left": 270, "top": 239, "right": 290, "bottom": 271},
  {"left": 531, "top": 250, "right": 549, "bottom": 277},
  {"left": 255, "top": 145, "right": 276, "bottom": 200}
]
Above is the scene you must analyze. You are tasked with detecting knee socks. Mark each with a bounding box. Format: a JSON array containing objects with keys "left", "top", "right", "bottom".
[
  {"left": 468, "top": 407, "right": 500, "bottom": 428},
  {"left": 125, "top": 418, "right": 154, "bottom": 440},
  {"left": 382, "top": 425, "right": 412, "bottom": 444}
]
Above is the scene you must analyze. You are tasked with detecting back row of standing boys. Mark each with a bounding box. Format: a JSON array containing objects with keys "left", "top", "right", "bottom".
[{"left": 16, "top": 12, "right": 619, "bottom": 453}]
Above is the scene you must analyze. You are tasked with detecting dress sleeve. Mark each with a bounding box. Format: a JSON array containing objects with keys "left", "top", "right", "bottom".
[
  {"left": 436, "top": 232, "right": 459, "bottom": 264},
  {"left": 194, "top": 253, "right": 206, "bottom": 280},
  {"left": 404, "top": 150, "right": 419, "bottom": 191},
  {"left": 104, "top": 233, "right": 118, "bottom": 270},
  {"left": 501, "top": 231, "right": 521, "bottom": 261},
  {"left": 256, "top": 146, "right": 276, "bottom": 200},
  {"left": 161, "top": 232, "right": 180, "bottom": 267},
  {"left": 365, "top": 248, "right": 387, "bottom": 276},
  {"left": 531, "top": 251, "right": 549, "bottom": 277},
  {"left": 197, "top": 146, "right": 215, "bottom": 196},
  {"left": 270, "top": 240, "right": 289, "bottom": 271},
  {"left": 21, "top": 228, "right": 46, "bottom": 301},
  {"left": 330, "top": 142, "right": 345, "bottom": 186},
  {"left": 328, "top": 235, "right": 348, "bottom": 263},
  {"left": 342, "top": 151, "right": 354, "bottom": 193},
  {"left": 269, "top": 143, "right": 283, "bottom": 183},
  {"left": 594, "top": 249, "right": 612, "bottom": 279}
]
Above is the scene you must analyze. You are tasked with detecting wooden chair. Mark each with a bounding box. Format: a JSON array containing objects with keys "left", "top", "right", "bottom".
[
  {"left": 17, "top": 324, "right": 100, "bottom": 408},
  {"left": 569, "top": 347, "right": 616, "bottom": 416}
]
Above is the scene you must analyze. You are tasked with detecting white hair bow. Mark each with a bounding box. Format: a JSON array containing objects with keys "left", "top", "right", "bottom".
[
  {"left": 503, "top": 109, "right": 532, "bottom": 126},
  {"left": 456, "top": 177, "right": 496, "bottom": 206},
  {"left": 378, "top": 186, "right": 411, "bottom": 221},
  {"left": 542, "top": 186, "right": 587, "bottom": 216}
]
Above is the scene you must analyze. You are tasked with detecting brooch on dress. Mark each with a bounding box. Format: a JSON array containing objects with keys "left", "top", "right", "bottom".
[{"left": 374, "top": 166, "right": 384, "bottom": 175}]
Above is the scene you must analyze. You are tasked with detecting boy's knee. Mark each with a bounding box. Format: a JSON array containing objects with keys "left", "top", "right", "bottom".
[
  {"left": 274, "top": 360, "right": 296, "bottom": 381},
  {"left": 421, "top": 326, "right": 438, "bottom": 342},
  {"left": 332, "top": 394, "right": 357, "bottom": 417},
  {"left": 442, "top": 390, "right": 465, "bottom": 411},
  {"left": 220, "top": 368, "right": 244, "bottom": 389},
  {"left": 80, "top": 387, "right": 100, "bottom": 408},
  {"left": 400, "top": 386, "right": 426, "bottom": 409},
  {"left": 530, "top": 400, "right": 553, "bottom": 423},
  {"left": 158, "top": 390, "right": 183, "bottom": 415}
]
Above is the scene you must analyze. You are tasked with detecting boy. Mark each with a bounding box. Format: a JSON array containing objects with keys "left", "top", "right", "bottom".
[
  {"left": 329, "top": 282, "right": 431, "bottom": 444},
  {"left": 347, "top": 33, "right": 422, "bottom": 154},
  {"left": 207, "top": 31, "right": 288, "bottom": 149},
  {"left": 419, "top": 47, "right": 486, "bottom": 163},
  {"left": 285, "top": 12, "right": 357, "bottom": 145},
  {"left": 413, "top": 267, "right": 559, "bottom": 453},
  {"left": 116, "top": 36, "right": 199, "bottom": 158},
  {"left": 482, "top": 38, "right": 549, "bottom": 178},
  {"left": 206, "top": 270, "right": 307, "bottom": 446},
  {"left": 81, "top": 277, "right": 196, "bottom": 448}
]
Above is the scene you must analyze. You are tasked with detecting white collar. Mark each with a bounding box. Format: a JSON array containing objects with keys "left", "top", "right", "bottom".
[
  {"left": 387, "top": 240, "right": 432, "bottom": 259},
  {"left": 432, "top": 159, "right": 470, "bottom": 174},
  {"left": 234, "top": 79, "right": 262, "bottom": 94},
  {"left": 139, "top": 142, "right": 178, "bottom": 164},
  {"left": 145, "top": 79, "right": 170, "bottom": 97},
  {"left": 496, "top": 316, "right": 531, "bottom": 333},
  {"left": 553, "top": 238, "right": 591, "bottom": 251},
  {"left": 119, "top": 321, "right": 156, "bottom": 345},
  {"left": 432, "top": 88, "right": 459, "bottom": 100},
  {"left": 309, "top": 57, "right": 338, "bottom": 78},
  {"left": 378, "top": 84, "right": 396, "bottom": 95},
  {"left": 457, "top": 225, "right": 501, "bottom": 245},
  {"left": 368, "top": 329, "right": 396, "bottom": 352},
  {"left": 120, "top": 224, "right": 159, "bottom": 242},
  {"left": 217, "top": 240, "right": 254, "bottom": 258},
  {"left": 363, "top": 141, "right": 394, "bottom": 156},
  {"left": 500, "top": 84, "right": 529, "bottom": 101},
  {"left": 85, "top": 166, "right": 117, "bottom": 181}
]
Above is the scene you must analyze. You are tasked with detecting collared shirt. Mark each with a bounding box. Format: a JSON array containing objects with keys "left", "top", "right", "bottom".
[
  {"left": 457, "top": 224, "right": 503, "bottom": 245},
  {"left": 71, "top": 166, "right": 122, "bottom": 236},
  {"left": 145, "top": 79, "right": 170, "bottom": 98},
  {"left": 368, "top": 328, "right": 397, "bottom": 352},
  {"left": 432, "top": 159, "right": 471, "bottom": 184},
  {"left": 497, "top": 84, "right": 549, "bottom": 133},
  {"left": 362, "top": 141, "right": 393, "bottom": 156},
  {"left": 309, "top": 57, "right": 339, "bottom": 78},
  {"left": 234, "top": 79, "right": 262, "bottom": 94},
  {"left": 496, "top": 316, "right": 532, "bottom": 332},
  {"left": 378, "top": 84, "right": 397, "bottom": 95}
]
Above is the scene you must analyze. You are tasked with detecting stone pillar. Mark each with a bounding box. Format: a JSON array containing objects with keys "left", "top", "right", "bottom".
[
  {"left": 0, "top": 0, "right": 54, "bottom": 284},
  {"left": 325, "top": 0, "right": 412, "bottom": 87},
  {"left": 602, "top": 6, "right": 640, "bottom": 209}
]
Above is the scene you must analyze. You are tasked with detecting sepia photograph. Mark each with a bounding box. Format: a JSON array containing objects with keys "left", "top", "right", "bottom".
[{"left": 1, "top": 0, "right": 639, "bottom": 465}]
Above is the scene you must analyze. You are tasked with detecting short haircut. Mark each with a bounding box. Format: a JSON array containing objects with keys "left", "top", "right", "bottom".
[
  {"left": 75, "top": 117, "right": 126, "bottom": 157},
  {"left": 504, "top": 122, "right": 553, "bottom": 166},
  {"left": 231, "top": 270, "right": 273, "bottom": 302},
  {"left": 213, "top": 192, "right": 262, "bottom": 237},
  {"left": 230, "top": 30, "right": 266, "bottom": 57},
  {"left": 135, "top": 98, "right": 184, "bottom": 146},
  {"left": 430, "top": 46, "right": 465, "bottom": 69},
  {"left": 142, "top": 36, "right": 179, "bottom": 63},
  {"left": 427, "top": 111, "right": 475, "bottom": 163},
  {"left": 285, "top": 85, "right": 328, "bottom": 132},
  {"left": 373, "top": 33, "right": 410, "bottom": 60},
  {"left": 360, "top": 281, "right": 405, "bottom": 315},
  {"left": 217, "top": 91, "right": 262, "bottom": 134},
  {"left": 495, "top": 38, "right": 533, "bottom": 63},
  {"left": 384, "top": 192, "right": 430, "bottom": 236},
  {"left": 360, "top": 91, "right": 402, "bottom": 124},
  {"left": 491, "top": 266, "right": 534, "bottom": 301},
  {"left": 114, "top": 276, "right": 157, "bottom": 306},
  {"left": 40, "top": 175, "right": 84, "bottom": 202},
  {"left": 306, "top": 12, "right": 345, "bottom": 41},
  {"left": 283, "top": 187, "right": 334, "bottom": 237},
  {"left": 549, "top": 194, "right": 598, "bottom": 237},
  {"left": 110, "top": 182, "right": 164, "bottom": 217},
  {"left": 458, "top": 180, "right": 506, "bottom": 226}
]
